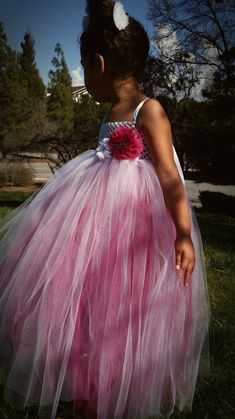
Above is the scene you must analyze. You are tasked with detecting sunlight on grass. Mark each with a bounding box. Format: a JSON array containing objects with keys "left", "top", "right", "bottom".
[{"left": 0, "top": 206, "right": 13, "bottom": 218}]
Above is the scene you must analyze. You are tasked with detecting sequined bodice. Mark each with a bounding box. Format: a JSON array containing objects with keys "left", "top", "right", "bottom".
[{"left": 98, "top": 121, "right": 152, "bottom": 161}]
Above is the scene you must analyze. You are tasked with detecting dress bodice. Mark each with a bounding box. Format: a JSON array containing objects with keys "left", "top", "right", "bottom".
[
  {"left": 98, "top": 121, "right": 152, "bottom": 161},
  {"left": 98, "top": 98, "right": 153, "bottom": 162},
  {"left": 97, "top": 98, "right": 185, "bottom": 185}
]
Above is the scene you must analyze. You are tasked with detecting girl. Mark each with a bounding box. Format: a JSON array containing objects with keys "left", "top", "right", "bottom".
[{"left": 0, "top": 1, "right": 211, "bottom": 418}]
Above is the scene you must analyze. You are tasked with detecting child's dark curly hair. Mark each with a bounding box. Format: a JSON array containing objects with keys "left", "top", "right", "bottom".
[{"left": 80, "top": 0, "right": 150, "bottom": 83}]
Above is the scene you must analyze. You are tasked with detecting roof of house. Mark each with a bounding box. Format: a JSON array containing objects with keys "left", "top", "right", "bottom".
[{"left": 72, "top": 85, "right": 87, "bottom": 95}]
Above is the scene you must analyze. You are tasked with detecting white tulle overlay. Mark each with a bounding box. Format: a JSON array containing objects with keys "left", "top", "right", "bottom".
[{"left": 0, "top": 103, "right": 211, "bottom": 419}]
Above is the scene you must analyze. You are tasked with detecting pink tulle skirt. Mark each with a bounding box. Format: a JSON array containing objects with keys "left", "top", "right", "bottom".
[{"left": 0, "top": 150, "right": 211, "bottom": 419}]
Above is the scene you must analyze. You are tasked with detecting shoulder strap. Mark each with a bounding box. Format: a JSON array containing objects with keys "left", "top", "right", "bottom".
[
  {"left": 102, "top": 98, "right": 150, "bottom": 124},
  {"left": 133, "top": 98, "right": 150, "bottom": 125}
]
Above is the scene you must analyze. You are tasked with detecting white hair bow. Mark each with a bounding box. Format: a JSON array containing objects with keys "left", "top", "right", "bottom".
[
  {"left": 82, "top": 1, "right": 129, "bottom": 32},
  {"left": 113, "top": 2, "right": 129, "bottom": 30}
]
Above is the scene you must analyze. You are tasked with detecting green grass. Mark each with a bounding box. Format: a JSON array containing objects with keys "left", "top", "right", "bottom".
[
  {"left": 0, "top": 190, "right": 34, "bottom": 202},
  {"left": 0, "top": 196, "right": 235, "bottom": 419},
  {"left": 170, "top": 210, "right": 235, "bottom": 419}
]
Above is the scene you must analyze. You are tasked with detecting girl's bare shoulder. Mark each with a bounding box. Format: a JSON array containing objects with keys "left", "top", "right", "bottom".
[{"left": 138, "top": 98, "right": 169, "bottom": 129}]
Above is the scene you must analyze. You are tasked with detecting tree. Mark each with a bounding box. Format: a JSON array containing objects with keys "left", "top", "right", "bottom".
[
  {"left": 0, "top": 25, "right": 52, "bottom": 161},
  {"left": 0, "top": 21, "right": 9, "bottom": 71},
  {"left": 47, "top": 43, "right": 74, "bottom": 131},
  {"left": 0, "top": 23, "right": 29, "bottom": 156},
  {"left": 23, "top": 94, "right": 110, "bottom": 173},
  {"left": 141, "top": 52, "right": 201, "bottom": 104},
  {"left": 13, "top": 30, "right": 48, "bottom": 153},
  {"left": 73, "top": 94, "right": 110, "bottom": 152},
  {"left": 146, "top": 1, "right": 235, "bottom": 181},
  {"left": 147, "top": 0, "right": 235, "bottom": 98},
  {"left": 18, "top": 30, "right": 45, "bottom": 99}
]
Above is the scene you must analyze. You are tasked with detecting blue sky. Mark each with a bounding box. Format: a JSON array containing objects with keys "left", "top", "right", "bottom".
[{"left": 1, "top": 0, "right": 154, "bottom": 87}]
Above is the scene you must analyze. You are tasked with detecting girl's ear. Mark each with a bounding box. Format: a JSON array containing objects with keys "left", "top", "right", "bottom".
[{"left": 94, "top": 53, "right": 105, "bottom": 76}]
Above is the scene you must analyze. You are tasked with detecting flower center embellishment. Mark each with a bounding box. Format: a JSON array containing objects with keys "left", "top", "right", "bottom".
[{"left": 96, "top": 126, "right": 143, "bottom": 161}]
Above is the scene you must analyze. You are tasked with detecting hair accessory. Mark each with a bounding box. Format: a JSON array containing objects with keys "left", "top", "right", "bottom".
[
  {"left": 82, "top": 2, "right": 129, "bottom": 32},
  {"left": 113, "top": 2, "right": 129, "bottom": 30}
]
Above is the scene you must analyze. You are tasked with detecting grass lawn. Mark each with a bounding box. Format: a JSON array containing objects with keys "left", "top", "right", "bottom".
[{"left": 0, "top": 192, "right": 234, "bottom": 419}]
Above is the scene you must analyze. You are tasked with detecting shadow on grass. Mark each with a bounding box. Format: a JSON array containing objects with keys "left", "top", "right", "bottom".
[
  {"left": 184, "top": 171, "right": 235, "bottom": 186},
  {"left": 195, "top": 208, "right": 235, "bottom": 252}
]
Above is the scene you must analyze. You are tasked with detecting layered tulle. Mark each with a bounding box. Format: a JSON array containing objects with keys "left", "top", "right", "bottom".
[{"left": 0, "top": 149, "right": 211, "bottom": 419}]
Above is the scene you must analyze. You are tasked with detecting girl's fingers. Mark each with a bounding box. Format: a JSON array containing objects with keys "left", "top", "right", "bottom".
[
  {"left": 175, "top": 251, "right": 181, "bottom": 270},
  {"left": 180, "top": 257, "right": 188, "bottom": 281},
  {"left": 183, "top": 262, "right": 194, "bottom": 287},
  {"left": 179, "top": 255, "right": 193, "bottom": 286},
  {"left": 175, "top": 237, "right": 195, "bottom": 287}
]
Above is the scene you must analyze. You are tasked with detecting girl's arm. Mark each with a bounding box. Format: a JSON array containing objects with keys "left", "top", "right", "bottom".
[{"left": 138, "top": 99, "right": 195, "bottom": 287}]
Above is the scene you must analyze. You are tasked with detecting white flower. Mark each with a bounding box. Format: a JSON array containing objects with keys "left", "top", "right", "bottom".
[
  {"left": 96, "top": 138, "right": 112, "bottom": 160},
  {"left": 113, "top": 2, "right": 129, "bottom": 30}
]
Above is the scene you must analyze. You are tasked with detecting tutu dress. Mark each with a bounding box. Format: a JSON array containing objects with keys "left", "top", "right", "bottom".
[{"left": 0, "top": 99, "right": 211, "bottom": 419}]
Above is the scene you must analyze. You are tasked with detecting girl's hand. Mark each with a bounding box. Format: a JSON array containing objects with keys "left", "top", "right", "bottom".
[{"left": 175, "top": 233, "right": 195, "bottom": 287}]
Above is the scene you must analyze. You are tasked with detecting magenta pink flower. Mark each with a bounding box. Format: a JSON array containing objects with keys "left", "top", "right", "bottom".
[{"left": 109, "top": 126, "right": 143, "bottom": 160}]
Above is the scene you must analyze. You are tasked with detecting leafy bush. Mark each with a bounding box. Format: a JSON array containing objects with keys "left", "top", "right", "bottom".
[
  {"left": 0, "top": 163, "right": 34, "bottom": 187},
  {"left": 0, "top": 172, "right": 9, "bottom": 187},
  {"left": 199, "top": 191, "right": 235, "bottom": 217}
]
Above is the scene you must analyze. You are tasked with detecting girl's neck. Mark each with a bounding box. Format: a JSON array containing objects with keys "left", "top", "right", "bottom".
[
  {"left": 108, "top": 76, "right": 145, "bottom": 106},
  {"left": 103, "top": 76, "right": 147, "bottom": 122}
]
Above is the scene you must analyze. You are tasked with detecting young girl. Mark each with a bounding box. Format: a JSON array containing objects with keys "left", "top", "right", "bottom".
[{"left": 0, "top": 1, "right": 211, "bottom": 418}]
